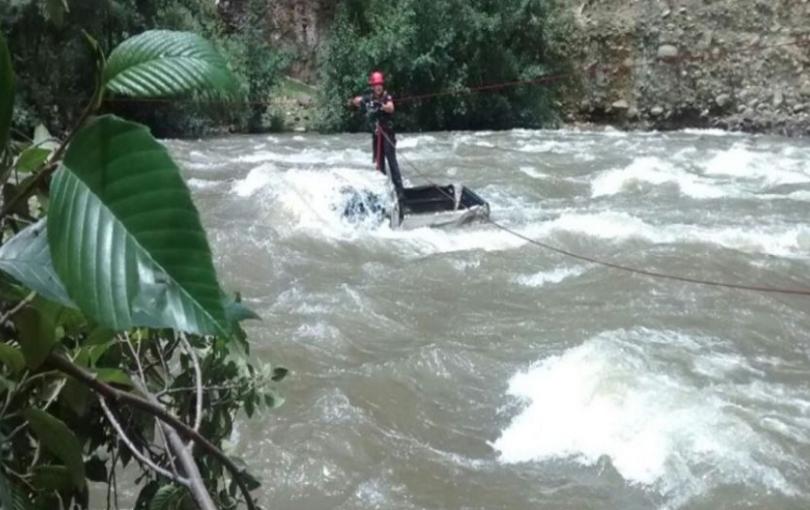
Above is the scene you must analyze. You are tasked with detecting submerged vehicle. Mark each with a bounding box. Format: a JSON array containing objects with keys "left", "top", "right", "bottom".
[
  {"left": 390, "top": 183, "right": 490, "bottom": 229},
  {"left": 340, "top": 181, "right": 490, "bottom": 230}
]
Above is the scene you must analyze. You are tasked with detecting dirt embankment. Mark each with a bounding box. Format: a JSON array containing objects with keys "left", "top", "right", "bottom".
[{"left": 562, "top": 0, "right": 810, "bottom": 135}]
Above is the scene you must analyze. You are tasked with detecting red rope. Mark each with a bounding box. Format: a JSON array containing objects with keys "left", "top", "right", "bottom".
[{"left": 375, "top": 125, "right": 384, "bottom": 173}]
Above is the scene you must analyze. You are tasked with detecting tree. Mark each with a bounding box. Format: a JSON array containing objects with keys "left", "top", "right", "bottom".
[
  {"left": 0, "top": 28, "right": 284, "bottom": 510},
  {"left": 318, "top": 0, "right": 571, "bottom": 132}
]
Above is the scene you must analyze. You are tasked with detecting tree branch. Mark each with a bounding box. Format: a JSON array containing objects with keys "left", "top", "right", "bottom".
[
  {"left": 133, "top": 378, "right": 217, "bottom": 510},
  {"left": 98, "top": 397, "right": 189, "bottom": 486},
  {"left": 45, "top": 352, "right": 258, "bottom": 510},
  {"left": 178, "top": 332, "right": 203, "bottom": 447}
]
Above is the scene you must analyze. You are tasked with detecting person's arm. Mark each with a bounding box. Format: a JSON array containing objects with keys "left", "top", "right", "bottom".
[
  {"left": 382, "top": 96, "right": 395, "bottom": 114},
  {"left": 348, "top": 96, "right": 363, "bottom": 108}
]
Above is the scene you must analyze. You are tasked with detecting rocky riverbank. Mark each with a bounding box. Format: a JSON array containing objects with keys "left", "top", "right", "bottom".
[
  {"left": 223, "top": 0, "right": 810, "bottom": 136},
  {"left": 563, "top": 0, "right": 810, "bottom": 136}
]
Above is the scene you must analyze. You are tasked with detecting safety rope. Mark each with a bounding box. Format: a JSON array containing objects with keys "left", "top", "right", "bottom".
[
  {"left": 375, "top": 124, "right": 384, "bottom": 173},
  {"left": 375, "top": 128, "right": 810, "bottom": 298},
  {"left": 46, "top": 35, "right": 810, "bottom": 109}
]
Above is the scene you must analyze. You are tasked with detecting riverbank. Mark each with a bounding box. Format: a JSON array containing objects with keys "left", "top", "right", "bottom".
[
  {"left": 260, "top": 0, "right": 810, "bottom": 137},
  {"left": 562, "top": 0, "right": 810, "bottom": 137}
]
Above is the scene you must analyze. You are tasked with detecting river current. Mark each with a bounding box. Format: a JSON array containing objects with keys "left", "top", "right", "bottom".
[{"left": 165, "top": 128, "right": 810, "bottom": 510}]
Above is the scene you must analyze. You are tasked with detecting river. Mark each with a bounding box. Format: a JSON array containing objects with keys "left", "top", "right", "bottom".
[{"left": 166, "top": 128, "right": 810, "bottom": 510}]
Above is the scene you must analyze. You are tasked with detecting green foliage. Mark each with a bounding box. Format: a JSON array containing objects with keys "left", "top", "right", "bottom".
[
  {"left": 0, "top": 27, "right": 283, "bottom": 510},
  {"left": 15, "top": 306, "right": 57, "bottom": 369},
  {"left": 23, "top": 408, "right": 86, "bottom": 488},
  {"left": 48, "top": 115, "right": 228, "bottom": 336},
  {"left": 319, "top": 0, "right": 569, "bottom": 132},
  {"left": 0, "top": 343, "right": 24, "bottom": 374},
  {"left": 0, "top": 219, "right": 73, "bottom": 307},
  {"left": 1, "top": 0, "right": 285, "bottom": 138},
  {"left": 148, "top": 484, "right": 187, "bottom": 510},
  {"left": 44, "top": 0, "right": 69, "bottom": 28},
  {"left": 104, "top": 30, "right": 239, "bottom": 100},
  {"left": 0, "top": 34, "right": 13, "bottom": 154}
]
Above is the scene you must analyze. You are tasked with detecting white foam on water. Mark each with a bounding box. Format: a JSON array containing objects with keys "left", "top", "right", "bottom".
[
  {"left": 493, "top": 329, "right": 804, "bottom": 507},
  {"left": 232, "top": 163, "right": 277, "bottom": 197},
  {"left": 517, "top": 140, "right": 575, "bottom": 153},
  {"left": 238, "top": 148, "right": 369, "bottom": 166},
  {"left": 184, "top": 161, "right": 229, "bottom": 171},
  {"left": 397, "top": 134, "right": 437, "bottom": 149},
  {"left": 514, "top": 266, "right": 586, "bottom": 287},
  {"left": 591, "top": 157, "right": 725, "bottom": 199},
  {"left": 784, "top": 190, "right": 810, "bottom": 201},
  {"left": 187, "top": 178, "right": 221, "bottom": 190},
  {"left": 601, "top": 126, "right": 628, "bottom": 137},
  {"left": 542, "top": 211, "right": 810, "bottom": 258},
  {"left": 519, "top": 166, "right": 550, "bottom": 179},
  {"left": 229, "top": 163, "right": 547, "bottom": 255},
  {"left": 681, "top": 128, "right": 742, "bottom": 137},
  {"left": 701, "top": 143, "right": 810, "bottom": 187}
]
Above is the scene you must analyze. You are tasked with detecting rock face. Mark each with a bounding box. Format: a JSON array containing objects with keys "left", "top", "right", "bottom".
[
  {"left": 218, "top": 0, "right": 334, "bottom": 82},
  {"left": 560, "top": 0, "right": 810, "bottom": 135}
]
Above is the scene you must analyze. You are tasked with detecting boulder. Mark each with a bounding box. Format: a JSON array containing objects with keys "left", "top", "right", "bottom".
[
  {"left": 715, "top": 93, "right": 732, "bottom": 108},
  {"left": 611, "top": 99, "right": 630, "bottom": 111},
  {"left": 657, "top": 44, "right": 679, "bottom": 60}
]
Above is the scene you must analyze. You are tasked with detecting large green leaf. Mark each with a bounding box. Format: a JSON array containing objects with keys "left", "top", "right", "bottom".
[
  {"left": 23, "top": 408, "right": 85, "bottom": 489},
  {"left": 15, "top": 307, "right": 56, "bottom": 369},
  {"left": 45, "top": 0, "right": 70, "bottom": 27},
  {"left": 0, "top": 34, "right": 13, "bottom": 153},
  {"left": 0, "top": 343, "right": 25, "bottom": 373},
  {"left": 47, "top": 115, "right": 228, "bottom": 336},
  {"left": 31, "top": 466, "right": 72, "bottom": 491},
  {"left": 103, "top": 30, "right": 239, "bottom": 100},
  {"left": 0, "top": 219, "right": 74, "bottom": 307}
]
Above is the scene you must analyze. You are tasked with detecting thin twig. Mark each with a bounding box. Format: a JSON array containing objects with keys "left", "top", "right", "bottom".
[
  {"left": 46, "top": 353, "right": 258, "bottom": 510},
  {"left": 0, "top": 291, "right": 36, "bottom": 324},
  {"left": 157, "top": 418, "right": 181, "bottom": 480},
  {"left": 178, "top": 332, "right": 203, "bottom": 446},
  {"left": 138, "top": 378, "right": 217, "bottom": 510},
  {"left": 0, "top": 369, "right": 28, "bottom": 419},
  {"left": 132, "top": 333, "right": 181, "bottom": 480},
  {"left": 4, "top": 466, "right": 34, "bottom": 491},
  {"left": 122, "top": 332, "right": 147, "bottom": 383},
  {"left": 156, "top": 340, "right": 171, "bottom": 392},
  {"left": 159, "top": 382, "right": 246, "bottom": 395},
  {"left": 106, "top": 445, "right": 118, "bottom": 510},
  {"left": 43, "top": 376, "right": 67, "bottom": 408},
  {"left": 112, "top": 448, "right": 120, "bottom": 510},
  {"left": 99, "top": 397, "right": 190, "bottom": 486}
]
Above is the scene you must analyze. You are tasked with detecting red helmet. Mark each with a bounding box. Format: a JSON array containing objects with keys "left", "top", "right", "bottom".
[{"left": 368, "top": 71, "right": 385, "bottom": 86}]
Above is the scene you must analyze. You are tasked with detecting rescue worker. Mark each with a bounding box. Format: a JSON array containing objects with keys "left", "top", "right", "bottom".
[{"left": 348, "top": 71, "right": 405, "bottom": 199}]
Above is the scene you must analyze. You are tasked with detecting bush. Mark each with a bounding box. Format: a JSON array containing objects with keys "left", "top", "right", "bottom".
[
  {"left": 317, "top": 0, "right": 572, "bottom": 132},
  {"left": 0, "top": 0, "right": 287, "bottom": 138},
  {"left": 0, "top": 29, "right": 282, "bottom": 509}
]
